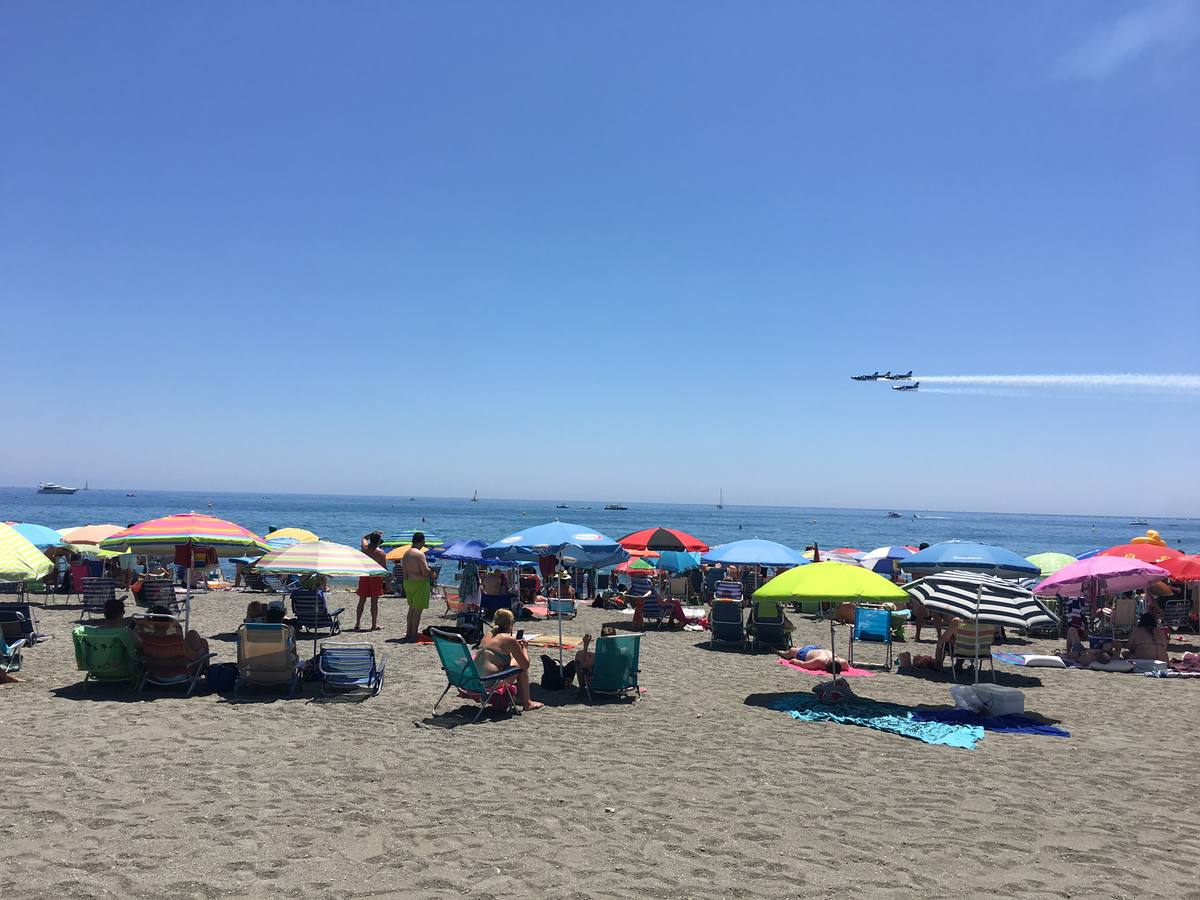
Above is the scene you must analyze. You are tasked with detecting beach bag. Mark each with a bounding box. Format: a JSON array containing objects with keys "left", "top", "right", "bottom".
[
  {"left": 540, "top": 654, "right": 564, "bottom": 691},
  {"left": 207, "top": 662, "right": 237, "bottom": 693}
]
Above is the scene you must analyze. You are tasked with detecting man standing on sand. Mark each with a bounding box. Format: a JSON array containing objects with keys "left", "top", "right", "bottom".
[
  {"left": 402, "top": 531, "right": 431, "bottom": 642},
  {"left": 356, "top": 531, "right": 387, "bottom": 631}
]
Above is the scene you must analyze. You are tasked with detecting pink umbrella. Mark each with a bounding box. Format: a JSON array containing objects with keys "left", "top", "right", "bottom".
[{"left": 1034, "top": 556, "right": 1168, "bottom": 598}]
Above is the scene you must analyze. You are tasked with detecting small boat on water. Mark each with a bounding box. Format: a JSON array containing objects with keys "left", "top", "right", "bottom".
[
  {"left": 556, "top": 503, "right": 569, "bottom": 509},
  {"left": 718, "top": 488, "right": 723, "bottom": 510},
  {"left": 471, "top": 490, "right": 479, "bottom": 502},
  {"left": 38, "top": 481, "right": 83, "bottom": 494},
  {"left": 1129, "top": 519, "right": 1150, "bottom": 526},
  {"left": 126, "top": 492, "right": 136, "bottom": 497},
  {"left": 604, "top": 503, "right": 628, "bottom": 511},
  {"left": 886, "top": 511, "right": 902, "bottom": 518}
]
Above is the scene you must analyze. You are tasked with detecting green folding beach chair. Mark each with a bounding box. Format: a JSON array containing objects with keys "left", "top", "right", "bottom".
[
  {"left": 586, "top": 633, "right": 641, "bottom": 704},
  {"left": 1, "top": 631, "right": 25, "bottom": 675},
  {"left": 430, "top": 627, "right": 521, "bottom": 722},
  {"left": 72, "top": 625, "right": 142, "bottom": 688}
]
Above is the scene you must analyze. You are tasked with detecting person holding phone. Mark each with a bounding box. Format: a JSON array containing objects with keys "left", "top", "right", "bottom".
[{"left": 472, "top": 608, "right": 543, "bottom": 711}]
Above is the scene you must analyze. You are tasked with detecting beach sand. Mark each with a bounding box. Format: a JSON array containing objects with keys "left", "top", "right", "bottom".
[{"left": 3, "top": 589, "right": 1198, "bottom": 899}]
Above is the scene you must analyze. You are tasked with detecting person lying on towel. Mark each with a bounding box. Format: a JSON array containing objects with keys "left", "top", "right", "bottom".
[{"left": 777, "top": 645, "right": 849, "bottom": 673}]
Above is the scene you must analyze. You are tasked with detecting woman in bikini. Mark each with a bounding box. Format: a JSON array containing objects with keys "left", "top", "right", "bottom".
[{"left": 472, "top": 608, "right": 543, "bottom": 711}]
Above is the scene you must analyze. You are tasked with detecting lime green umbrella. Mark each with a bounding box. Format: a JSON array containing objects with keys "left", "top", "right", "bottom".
[
  {"left": 0, "top": 523, "right": 54, "bottom": 582},
  {"left": 754, "top": 561, "right": 909, "bottom": 657},
  {"left": 1026, "top": 552, "right": 1076, "bottom": 577}
]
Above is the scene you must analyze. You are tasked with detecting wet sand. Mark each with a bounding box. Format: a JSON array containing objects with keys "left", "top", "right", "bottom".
[{"left": 3, "top": 588, "right": 1198, "bottom": 899}]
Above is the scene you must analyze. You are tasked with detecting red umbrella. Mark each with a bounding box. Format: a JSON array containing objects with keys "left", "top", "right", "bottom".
[
  {"left": 1098, "top": 543, "right": 1183, "bottom": 566},
  {"left": 619, "top": 527, "right": 709, "bottom": 553},
  {"left": 1158, "top": 555, "right": 1200, "bottom": 583}
]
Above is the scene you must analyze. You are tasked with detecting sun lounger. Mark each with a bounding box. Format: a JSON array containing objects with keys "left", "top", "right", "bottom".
[
  {"left": 138, "top": 578, "right": 187, "bottom": 615},
  {"left": 430, "top": 627, "right": 521, "bottom": 722},
  {"left": 749, "top": 603, "right": 792, "bottom": 653},
  {"left": 949, "top": 622, "right": 997, "bottom": 682},
  {"left": 132, "top": 614, "right": 215, "bottom": 695},
  {"left": 72, "top": 625, "right": 142, "bottom": 687},
  {"left": 290, "top": 590, "right": 345, "bottom": 637},
  {"left": 318, "top": 642, "right": 387, "bottom": 697},
  {"left": 849, "top": 606, "right": 894, "bottom": 670},
  {"left": 0, "top": 602, "right": 48, "bottom": 646},
  {"left": 586, "top": 633, "right": 641, "bottom": 703},
  {"left": 714, "top": 580, "right": 743, "bottom": 603},
  {"left": 709, "top": 600, "right": 747, "bottom": 651},
  {"left": 241, "top": 569, "right": 269, "bottom": 592},
  {"left": 81, "top": 577, "right": 120, "bottom": 620},
  {"left": 235, "top": 623, "right": 302, "bottom": 696}
]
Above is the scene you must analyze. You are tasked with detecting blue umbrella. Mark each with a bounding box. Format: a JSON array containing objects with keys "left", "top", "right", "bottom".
[
  {"left": 859, "top": 545, "right": 914, "bottom": 574},
  {"left": 701, "top": 539, "right": 808, "bottom": 567},
  {"left": 483, "top": 521, "right": 627, "bottom": 569},
  {"left": 439, "top": 539, "right": 489, "bottom": 562},
  {"left": 899, "top": 540, "right": 1039, "bottom": 579},
  {"left": 655, "top": 551, "right": 701, "bottom": 573},
  {"left": 1075, "top": 548, "right": 1103, "bottom": 560},
  {"left": 10, "top": 522, "right": 65, "bottom": 550}
]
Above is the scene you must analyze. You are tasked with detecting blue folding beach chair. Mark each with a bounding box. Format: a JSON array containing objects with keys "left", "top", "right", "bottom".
[
  {"left": 290, "top": 590, "right": 345, "bottom": 637},
  {"left": 586, "top": 634, "right": 641, "bottom": 704},
  {"left": 429, "top": 628, "right": 522, "bottom": 722},
  {"left": 849, "top": 606, "right": 894, "bottom": 670},
  {"left": 708, "top": 600, "right": 747, "bottom": 651},
  {"left": 0, "top": 601, "right": 45, "bottom": 646},
  {"left": 318, "top": 643, "right": 387, "bottom": 696}
]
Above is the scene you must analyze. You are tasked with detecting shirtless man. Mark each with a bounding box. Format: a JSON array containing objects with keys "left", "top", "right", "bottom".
[
  {"left": 401, "top": 532, "right": 431, "bottom": 642},
  {"left": 776, "top": 644, "right": 849, "bottom": 673},
  {"left": 356, "top": 531, "right": 387, "bottom": 631}
]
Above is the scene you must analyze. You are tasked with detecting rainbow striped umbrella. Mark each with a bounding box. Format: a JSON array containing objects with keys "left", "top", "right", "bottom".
[
  {"left": 255, "top": 540, "right": 388, "bottom": 577},
  {"left": 0, "top": 523, "right": 54, "bottom": 582},
  {"left": 99, "top": 513, "right": 269, "bottom": 556}
]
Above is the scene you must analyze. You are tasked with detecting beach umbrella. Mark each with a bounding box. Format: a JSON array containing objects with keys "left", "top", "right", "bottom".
[
  {"left": 655, "top": 551, "right": 700, "bottom": 573},
  {"left": 265, "top": 527, "right": 319, "bottom": 543},
  {"left": 905, "top": 571, "right": 1056, "bottom": 682},
  {"left": 0, "top": 523, "right": 54, "bottom": 582},
  {"left": 5, "top": 522, "right": 65, "bottom": 550},
  {"left": 701, "top": 539, "right": 807, "bottom": 567},
  {"left": 899, "top": 541, "right": 1039, "bottom": 579},
  {"left": 385, "top": 543, "right": 430, "bottom": 562},
  {"left": 1025, "top": 552, "right": 1077, "bottom": 577},
  {"left": 859, "top": 546, "right": 913, "bottom": 575},
  {"left": 755, "top": 561, "right": 910, "bottom": 662},
  {"left": 614, "top": 557, "right": 656, "bottom": 575},
  {"left": 382, "top": 531, "right": 443, "bottom": 548},
  {"left": 1034, "top": 556, "right": 1169, "bottom": 598},
  {"left": 1158, "top": 555, "right": 1200, "bottom": 583},
  {"left": 485, "top": 522, "right": 628, "bottom": 664},
  {"left": 619, "top": 527, "right": 709, "bottom": 553},
  {"left": 256, "top": 540, "right": 388, "bottom": 655},
  {"left": 100, "top": 513, "right": 270, "bottom": 630},
  {"left": 58, "top": 524, "right": 125, "bottom": 545},
  {"left": 439, "top": 539, "right": 490, "bottom": 562},
  {"left": 1097, "top": 543, "right": 1182, "bottom": 566}
]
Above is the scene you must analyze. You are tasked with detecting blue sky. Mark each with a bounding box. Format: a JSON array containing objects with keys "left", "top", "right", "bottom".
[{"left": 3, "top": 2, "right": 1198, "bottom": 516}]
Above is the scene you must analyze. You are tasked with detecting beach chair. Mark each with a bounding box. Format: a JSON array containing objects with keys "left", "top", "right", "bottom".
[
  {"left": 669, "top": 576, "right": 690, "bottom": 603},
  {"left": 848, "top": 607, "right": 894, "bottom": 670},
  {"left": 264, "top": 574, "right": 293, "bottom": 594},
  {"left": 548, "top": 597, "right": 578, "bottom": 619},
  {"left": 632, "top": 590, "right": 669, "bottom": 629},
  {"left": 290, "top": 590, "right": 345, "bottom": 637},
  {"left": 80, "top": 577, "right": 119, "bottom": 621},
  {"left": 586, "top": 633, "right": 641, "bottom": 704},
  {"left": 0, "top": 602, "right": 46, "bottom": 646},
  {"left": 1, "top": 629, "right": 25, "bottom": 675},
  {"left": 0, "top": 581, "right": 26, "bottom": 604},
  {"left": 430, "top": 628, "right": 521, "bottom": 722},
  {"left": 949, "top": 621, "right": 997, "bottom": 682},
  {"left": 235, "top": 623, "right": 302, "bottom": 697},
  {"left": 749, "top": 601, "right": 792, "bottom": 653},
  {"left": 714, "top": 580, "right": 743, "bottom": 603},
  {"left": 708, "top": 600, "right": 747, "bottom": 651},
  {"left": 139, "top": 578, "right": 187, "bottom": 615},
  {"left": 318, "top": 642, "right": 387, "bottom": 697},
  {"left": 241, "top": 569, "right": 269, "bottom": 592},
  {"left": 133, "top": 614, "right": 215, "bottom": 695},
  {"left": 72, "top": 625, "right": 142, "bottom": 688},
  {"left": 1107, "top": 595, "right": 1138, "bottom": 642}
]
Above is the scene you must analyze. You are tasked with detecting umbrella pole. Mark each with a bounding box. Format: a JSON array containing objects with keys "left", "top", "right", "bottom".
[
  {"left": 185, "top": 544, "right": 194, "bottom": 633},
  {"left": 557, "top": 563, "right": 564, "bottom": 668},
  {"left": 974, "top": 584, "right": 981, "bottom": 686}
]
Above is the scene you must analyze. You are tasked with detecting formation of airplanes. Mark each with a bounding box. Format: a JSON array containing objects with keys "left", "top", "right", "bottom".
[{"left": 849, "top": 370, "right": 918, "bottom": 391}]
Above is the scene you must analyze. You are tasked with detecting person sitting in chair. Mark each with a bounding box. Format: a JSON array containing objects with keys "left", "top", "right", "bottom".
[
  {"left": 569, "top": 624, "right": 617, "bottom": 688},
  {"left": 1124, "top": 612, "right": 1168, "bottom": 661},
  {"left": 627, "top": 573, "right": 687, "bottom": 629},
  {"left": 472, "top": 608, "right": 542, "bottom": 712}
]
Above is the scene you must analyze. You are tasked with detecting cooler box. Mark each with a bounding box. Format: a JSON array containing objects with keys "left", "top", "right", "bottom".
[{"left": 972, "top": 684, "right": 1024, "bottom": 717}]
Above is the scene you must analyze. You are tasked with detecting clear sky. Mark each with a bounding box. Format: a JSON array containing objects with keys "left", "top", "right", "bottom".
[{"left": 3, "top": 2, "right": 1198, "bottom": 516}]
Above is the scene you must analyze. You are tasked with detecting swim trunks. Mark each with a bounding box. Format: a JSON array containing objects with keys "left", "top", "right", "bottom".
[
  {"left": 405, "top": 578, "right": 431, "bottom": 610},
  {"left": 357, "top": 575, "right": 384, "bottom": 598},
  {"left": 796, "top": 645, "right": 820, "bottom": 661}
]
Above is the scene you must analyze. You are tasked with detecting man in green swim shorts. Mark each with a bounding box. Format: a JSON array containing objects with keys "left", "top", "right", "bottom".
[{"left": 401, "top": 531, "right": 431, "bottom": 642}]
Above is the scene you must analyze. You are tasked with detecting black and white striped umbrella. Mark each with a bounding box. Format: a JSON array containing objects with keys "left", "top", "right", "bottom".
[{"left": 905, "top": 570, "right": 1058, "bottom": 628}]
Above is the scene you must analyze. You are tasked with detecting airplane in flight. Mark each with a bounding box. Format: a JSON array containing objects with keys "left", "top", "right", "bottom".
[
  {"left": 891, "top": 382, "right": 919, "bottom": 392},
  {"left": 850, "top": 371, "right": 888, "bottom": 381},
  {"left": 885, "top": 370, "right": 913, "bottom": 380}
]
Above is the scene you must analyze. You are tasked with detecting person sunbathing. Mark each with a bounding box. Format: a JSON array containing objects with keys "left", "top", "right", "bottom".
[
  {"left": 569, "top": 625, "right": 617, "bottom": 688},
  {"left": 1061, "top": 627, "right": 1118, "bottom": 666},
  {"left": 1124, "top": 613, "right": 1168, "bottom": 661},
  {"left": 472, "top": 608, "right": 543, "bottom": 711},
  {"left": 776, "top": 644, "right": 849, "bottom": 673}
]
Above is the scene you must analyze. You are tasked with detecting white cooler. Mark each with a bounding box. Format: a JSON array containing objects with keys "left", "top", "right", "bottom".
[{"left": 972, "top": 683, "right": 1025, "bottom": 716}]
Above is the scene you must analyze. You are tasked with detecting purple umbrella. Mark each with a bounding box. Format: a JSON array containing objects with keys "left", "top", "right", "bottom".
[{"left": 1034, "top": 556, "right": 1168, "bottom": 598}]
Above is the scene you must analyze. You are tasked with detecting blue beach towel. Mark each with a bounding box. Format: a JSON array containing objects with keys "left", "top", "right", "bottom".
[
  {"left": 911, "top": 708, "right": 1069, "bottom": 738},
  {"left": 767, "top": 693, "right": 984, "bottom": 749}
]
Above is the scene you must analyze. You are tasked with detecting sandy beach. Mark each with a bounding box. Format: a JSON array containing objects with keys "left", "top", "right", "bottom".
[{"left": 3, "top": 588, "right": 1198, "bottom": 899}]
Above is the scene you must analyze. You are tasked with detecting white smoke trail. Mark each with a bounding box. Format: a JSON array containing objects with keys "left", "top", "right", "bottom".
[{"left": 913, "top": 374, "right": 1200, "bottom": 395}]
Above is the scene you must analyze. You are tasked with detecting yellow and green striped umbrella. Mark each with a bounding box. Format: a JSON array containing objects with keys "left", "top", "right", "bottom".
[
  {"left": 255, "top": 540, "right": 387, "bottom": 577},
  {"left": 265, "top": 527, "right": 320, "bottom": 543},
  {"left": 0, "top": 523, "right": 54, "bottom": 582}
]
